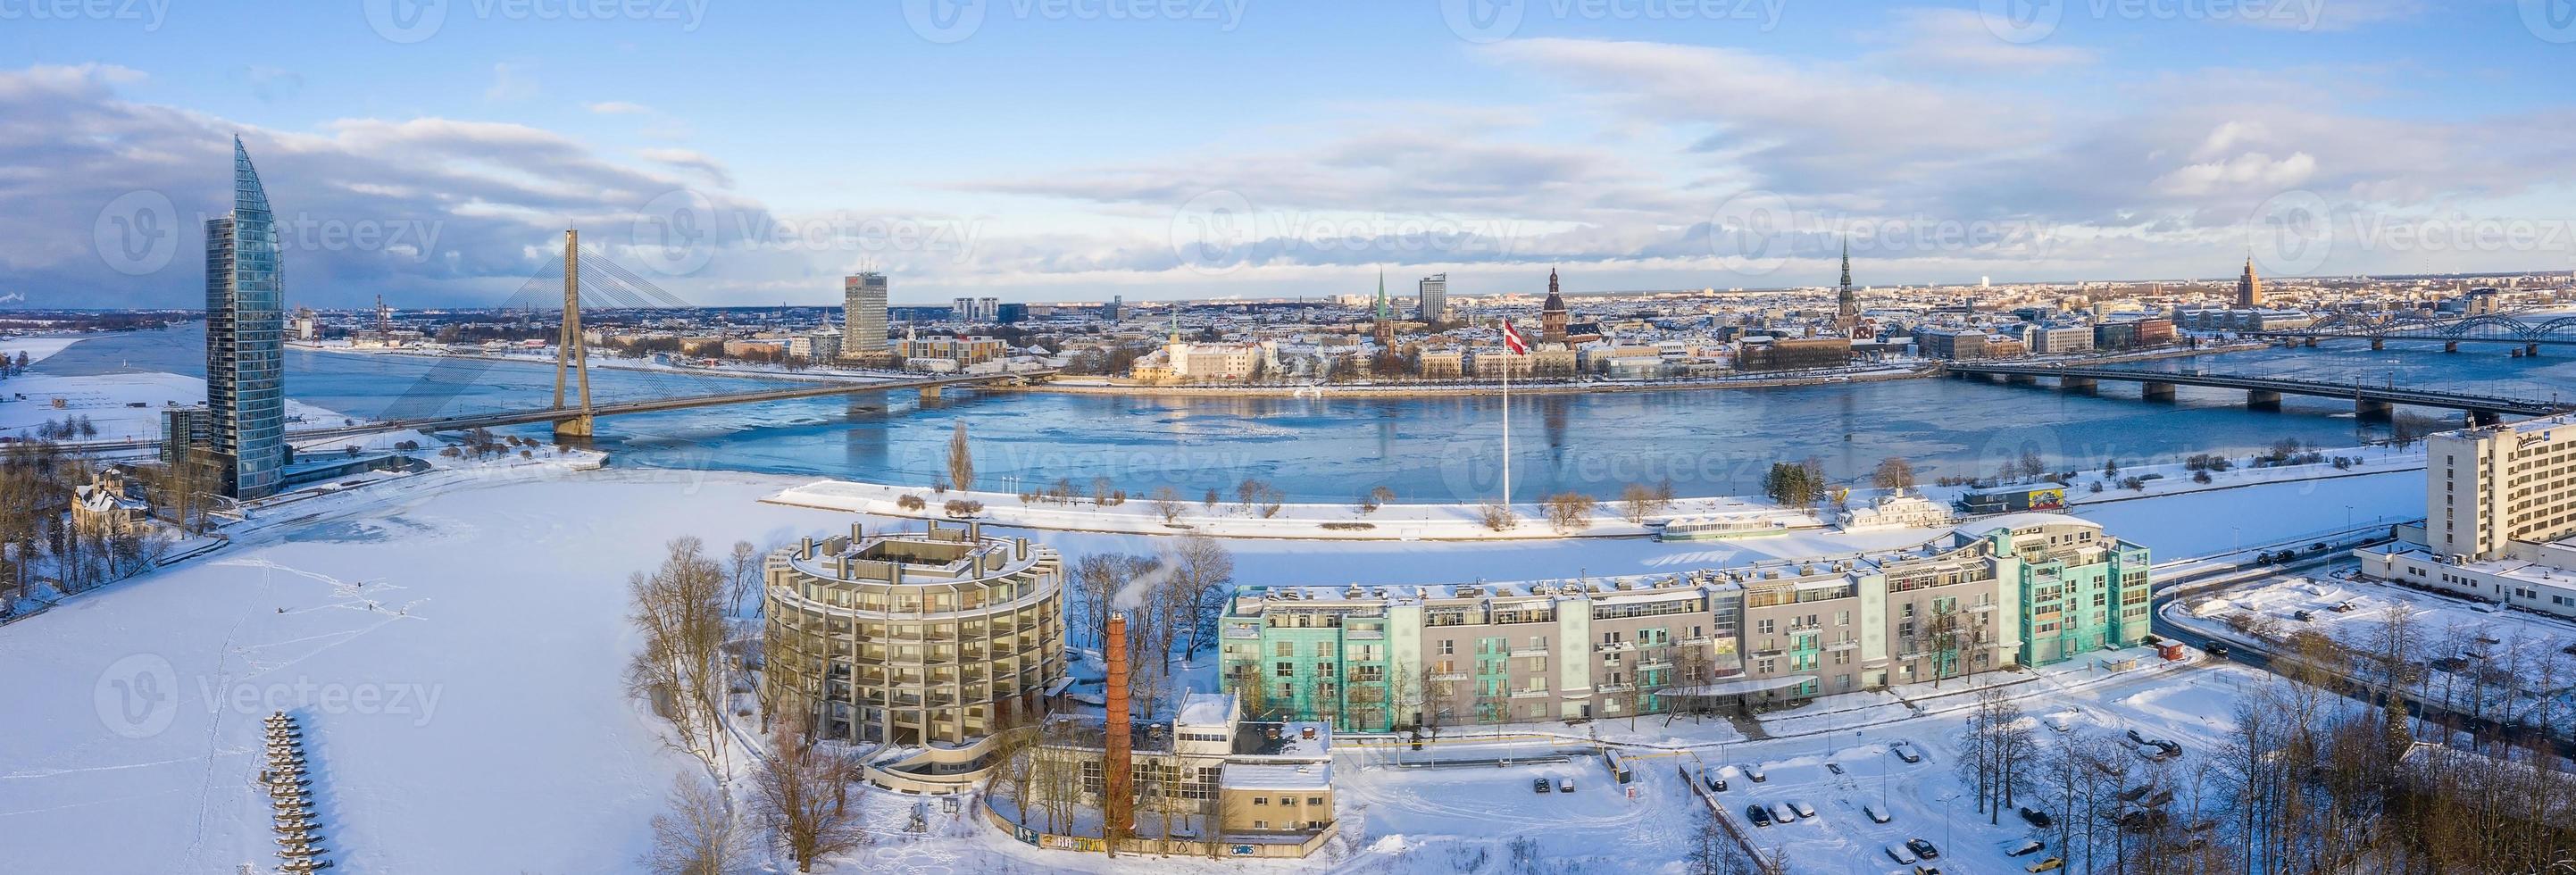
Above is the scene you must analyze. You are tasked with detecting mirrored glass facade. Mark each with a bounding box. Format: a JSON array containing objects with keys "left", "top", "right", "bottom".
[{"left": 205, "top": 137, "right": 285, "bottom": 500}]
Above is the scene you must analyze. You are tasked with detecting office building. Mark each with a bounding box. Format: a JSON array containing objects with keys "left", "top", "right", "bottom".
[
  {"left": 2359, "top": 416, "right": 2576, "bottom": 618},
  {"left": 1416, "top": 273, "right": 1447, "bottom": 322},
  {"left": 761, "top": 521, "right": 1065, "bottom": 746},
  {"left": 843, "top": 273, "right": 888, "bottom": 358},
  {"left": 204, "top": 137, "right": 286, "bottom": 500},
  {"left": 951, "top": 296, "right": 1000, "bottom": 324},
  {"left": 1218, "top": 514, "right": 2148, "bottom": 731}
]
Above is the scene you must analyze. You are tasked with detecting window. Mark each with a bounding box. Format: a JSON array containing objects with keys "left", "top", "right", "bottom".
[
  {"left": 1756, "top": 619, "right": 1775, "bottom": 634},
  {"left": 1274, "top": 662, "right": 1294, "bottom": 678},
  {"left": 1439, "top": 639, "right": 1455, "bottom": 655},
  {"left": 1309, "top": 796, "right": 1326, "bottom": 806},
  {"left": 1254, "top": 796, "right": 1269, "bottom": 805}
]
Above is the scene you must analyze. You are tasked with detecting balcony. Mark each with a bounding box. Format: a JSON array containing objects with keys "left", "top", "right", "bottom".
[
  {"left": 1346, "top": 629, "right": 1385, "bottom": 641},
  {"left": 1510, "top": 688, "right": 1551, "bottom": 699},
  {"left": 1429, "top": 671, "right": 1469, "bottom": 682},
  {"left": 1595, "top": 640, "right": 1635, "bottom": 653},
  {"left": 1637, "top": 658, "right": 1671, "bottom": 670},
  {"left": 1510, "top": 646, "right": 1550, "bottom": 658}
]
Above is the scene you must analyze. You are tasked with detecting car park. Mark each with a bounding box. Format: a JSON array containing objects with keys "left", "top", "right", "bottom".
[
  {"left": 1905, "top": 838, "right": 1939, "bottom": 859},
  {"left": 1746, "top": 805, "right": 1772, "bottom": 827},
  {"left": 1532, "top": 778, "right": 1552, "bottom": 794},
  {"left": 1886, "top": 845, "right": 1917, "bottom": 865},
  {"left": 1863, "top": 804, "right": 1890, "bottom": 823}
]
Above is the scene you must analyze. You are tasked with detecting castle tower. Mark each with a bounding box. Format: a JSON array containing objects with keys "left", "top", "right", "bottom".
[{"left": 1541, "top": 267, "right": 1568, "bottom": 345}]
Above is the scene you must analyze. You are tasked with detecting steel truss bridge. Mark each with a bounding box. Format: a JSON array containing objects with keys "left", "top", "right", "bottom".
[
  {"left": 2247, "top": 310, "right": 2576, "bottom": 353},
  {"left": 1945, "top": 362, "right": 2572, "bottom": 422}
]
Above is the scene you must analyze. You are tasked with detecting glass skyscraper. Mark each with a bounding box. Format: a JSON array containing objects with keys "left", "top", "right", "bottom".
[{"left": 205, "top": 137, "right": 285, "bottom": 500}]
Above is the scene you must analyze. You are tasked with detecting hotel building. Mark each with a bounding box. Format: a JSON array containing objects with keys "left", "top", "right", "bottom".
[
  {"left": 761, "top": 521, "right": 1066, "bottom": 746},
  {"left": 2359, "top": 415, "right": 2576, "bottom": 617},
  {"left": 1218, "top": 514, "right": 2149, "bottom": 732}
]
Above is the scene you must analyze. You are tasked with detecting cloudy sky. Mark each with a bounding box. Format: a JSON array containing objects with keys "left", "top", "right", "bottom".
[{"left": 3, "top": 0, "right": 2572, "bottom": 309}]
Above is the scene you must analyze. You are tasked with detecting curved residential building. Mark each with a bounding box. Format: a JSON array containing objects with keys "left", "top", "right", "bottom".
[{"left": 763, "top": 521, "right": 1065, "bottom": 746}]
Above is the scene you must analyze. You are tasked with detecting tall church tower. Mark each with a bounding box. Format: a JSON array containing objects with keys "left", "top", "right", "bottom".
[
  {"left": 2236, "top": 257, "right": 2263, "bottom": 308},
  {"left": 1541, "top": 267, "right": 1568, "bottom": 345},
  {"left": 1371, "top": 268, "right": 1395, "bottom": 347},
  {"left": 1835, "top": 238, "right": 1860, "bottom": 334}
]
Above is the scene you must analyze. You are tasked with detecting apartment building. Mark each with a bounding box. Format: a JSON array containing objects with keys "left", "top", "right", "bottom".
[
  {"left": 1218, "top": 514, "right": 2148, "bottom": 732},
  {"left": 2358, "top": 415, "right": 2576, "bottom": 617},
  {"left": 761, "top": 521, "right": 1066, "bottom": 746}
]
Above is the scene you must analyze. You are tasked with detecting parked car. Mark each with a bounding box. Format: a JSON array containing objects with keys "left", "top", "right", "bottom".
[
  {"left": 1744, "top": 763, "right": 1768, "bottom": 782},
  {"left": 2026, "top": 856, "right": 2065, "bottom": 872},
  {"left": 1915, "top": 868, "right": 1944, "bottom": 875},
  {"left": 1886, "top": 845, "right": 1918, "bottom": 865},
  {"left": 1788, "top": 800, "right": 1817, "bottom": 819},
  {"left": 1558, "top": 777, "right": 1575, "bottom": 793},
  {"left": 2205, "top": 643, "right": 2230, "bottom": 658},
  {"left": 1863, "top": 804, "right": 1891, "bottom": 824},
  {"left": 1905, "top": 838, "right": 1940, "bottom": 860},
  {"left": 2007, "top": 839, "right": 2046, "bottom": 857},
  {"left": 2042, "top": 712, "right": 2074, "bottom": 732},
  {"left": 1891, "top": 742, "right": 1922, "bottom": 763},
  {"left": 1746, "top": 805, "right": 1772, "bottom": 828},
  {"left": 1705, "top": 771, "right": 1729, "bottom": 792},
  {"left": 2020, "top": 807, "right": 2055, "bottom": 829},
  {"left": 1532, "top": 778, "right": 1552, "bottom": 794},
  {"left": 1769, "top": 803, "right": 1798, "bottom": 824},
  {"left": 1825, "top": 762, "right": 1844, "bottom": 775}
]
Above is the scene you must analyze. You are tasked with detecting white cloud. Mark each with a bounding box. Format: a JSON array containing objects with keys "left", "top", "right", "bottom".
[{"left": 1864, "top": 8, "right": 2095, "bottom": 70}]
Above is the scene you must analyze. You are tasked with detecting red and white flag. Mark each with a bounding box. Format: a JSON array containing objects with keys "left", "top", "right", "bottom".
[{"left": 1500, "top": 320, "right": 1529, "bottom": 355}]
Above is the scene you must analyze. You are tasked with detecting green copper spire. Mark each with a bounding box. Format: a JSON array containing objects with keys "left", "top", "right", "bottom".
[{"left": 1374, "top": 267, "right": 1388, "bottom": 320}]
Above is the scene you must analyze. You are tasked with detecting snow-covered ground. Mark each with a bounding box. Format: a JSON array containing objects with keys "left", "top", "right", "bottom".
[
  {"left": 2172, "top": 569, "right": 2576, "bottom": 671},
  {"left": 0, "top": 368, "right": 364, "bottom": 444},
  {"left": 0, "top": 334, "right": 90, "bottom": 366}
]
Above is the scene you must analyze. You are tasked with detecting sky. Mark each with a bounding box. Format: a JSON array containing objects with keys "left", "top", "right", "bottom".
[{"left": 2, "top": 0, "right": 2572, "bottom": 309}]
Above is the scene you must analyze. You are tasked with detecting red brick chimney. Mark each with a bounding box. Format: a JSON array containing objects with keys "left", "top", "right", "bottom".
[{"left": 1103, "top": 612, "right": 1133, "bottom": 849}]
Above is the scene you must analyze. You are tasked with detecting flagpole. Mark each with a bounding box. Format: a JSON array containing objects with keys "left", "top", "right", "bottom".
[{"left": 1501, "top": 357, "right": 1511, "bottom": 508}]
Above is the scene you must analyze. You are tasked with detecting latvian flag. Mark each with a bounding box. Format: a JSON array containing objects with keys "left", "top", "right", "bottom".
[{"left": 1500, "top": 320, "right": 1530, "bottom": 355}]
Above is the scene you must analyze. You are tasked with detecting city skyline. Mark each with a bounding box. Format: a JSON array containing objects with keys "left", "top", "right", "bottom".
[{"left": 3, "top": 4, "right": 2572, "bottom": 309}]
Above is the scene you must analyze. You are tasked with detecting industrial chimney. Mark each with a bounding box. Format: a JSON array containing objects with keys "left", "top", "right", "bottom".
[{"left": 1103, "top": 612, "right": 1133, "bottom": 853}]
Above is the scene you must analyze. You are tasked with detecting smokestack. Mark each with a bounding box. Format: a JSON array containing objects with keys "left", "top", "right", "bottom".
[{"left": 1104, "top": 612, "right": 1133, "bottom": 847}]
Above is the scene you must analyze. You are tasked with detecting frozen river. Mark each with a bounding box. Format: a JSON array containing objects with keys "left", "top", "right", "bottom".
[{"left": 34, "top": 324, "right": 2565, "bottom": 503}]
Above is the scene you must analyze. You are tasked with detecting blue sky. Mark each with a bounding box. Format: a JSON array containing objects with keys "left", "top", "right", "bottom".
[{"left": 3, "top": 0, "right": 2572, "bottom": 308}]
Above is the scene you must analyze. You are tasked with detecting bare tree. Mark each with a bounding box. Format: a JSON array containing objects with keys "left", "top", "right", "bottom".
[
  {"left": 946, "top": 421, "right": 975, "bottom": 493},
  {"left": 627, "top": 538, "right": 732, "bottom": 771},
  {"left": 726, "top": 540, "right": 761, "bottom": 615},
  {"left": 1165, "top": 535, "right": 1234, "bottom": 660},
  {"left": 1618, "top": 482, "right": 1672, "bottom": 525},
  {"left": 1542, "top": 491, "right": 1597, "bottom": 533},
  {"left": 754, "top": 727, "right": 869, "bottom": 872},
  {"left": 1149, "top": 487, "right": 1185, "bottom": 524},
  {"left": 642, "top": 774, "right": 751, "bottom": 875},
  {"left": 1871, "top": 456, "right": 1916, "bottom": 494},
  {"left": 1480, "top": 500, "right": 1519, "bottom": 532}
]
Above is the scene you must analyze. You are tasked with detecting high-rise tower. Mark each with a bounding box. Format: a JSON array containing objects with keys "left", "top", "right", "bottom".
[
  {"left": 2235, "top": 257, "right": 2263, "bottom": 308},
  {"left": 205, "top": 137, "right": 286, "bottom": 500},
  {"left": 1416, "top": 272, "right": 1447, "bottom": 322},
  {"left": 1540, "top": 267, "right": 1568, "bottom": 345},
  {"left": 844, "top": 272, "right": 888, "bottom": 359}
]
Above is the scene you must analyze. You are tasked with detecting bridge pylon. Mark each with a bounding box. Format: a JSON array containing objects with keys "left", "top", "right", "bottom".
[{"left": 552, "top": 229, "right": 595, "bottom": 440}]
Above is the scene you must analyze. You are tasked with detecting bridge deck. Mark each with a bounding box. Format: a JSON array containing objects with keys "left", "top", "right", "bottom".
[{"left": 1946, "top": 362, "right": 2567, "bottom": 416}]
